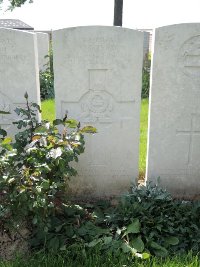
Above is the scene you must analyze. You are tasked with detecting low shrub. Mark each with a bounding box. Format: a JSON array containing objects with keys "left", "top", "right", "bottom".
[
  {"left": 0, "top": 93, "right": 96, "bottom": 233},
  {"left": 29, "top": 182, "right": 200, "bottom": 260}
]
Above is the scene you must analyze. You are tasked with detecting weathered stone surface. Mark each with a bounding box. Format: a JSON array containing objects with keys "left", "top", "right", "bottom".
[
  {"left": 146, "top": 24, "right": 200, "bottom": 198},
  {"left": 53, "top": 26, "right": 143, "bottom": 197},
  {"left": 0, "top": 28, "right": 40, "bottom": 136},
  {"left": 36, "top": 32, "right": 49, "bottom": 71}
]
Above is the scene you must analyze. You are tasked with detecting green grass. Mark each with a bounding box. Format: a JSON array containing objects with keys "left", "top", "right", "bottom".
[
  {"left": 41, "top": 99, "right": 55, "bottom": 122},
  {"left": 139, "top": 98, "right": 149, "bottom": 175},
  {"left": 0, "top": 251, "right": 199, "bottom": 267},
  {"left": 41, "top": 98, "right": 149, "bottom": 175}
]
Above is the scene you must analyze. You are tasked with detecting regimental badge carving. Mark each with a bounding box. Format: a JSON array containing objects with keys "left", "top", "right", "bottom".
[
  {"left": 61, "top": 69, "right": 124, "bottom": 123},
  {"left": 178, "top": 35, "right": 200, "bottom": 81},
  {"left": 80, "top": 69, "right": 113, "bottom": 123},
  {"left": 0, "top": 91, "right": 13, "bottom": 129},
  {"left": 81, "top": 90, "right": 113, "bottom": 123}
]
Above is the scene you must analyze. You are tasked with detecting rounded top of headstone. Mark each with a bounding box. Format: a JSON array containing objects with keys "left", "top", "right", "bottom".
[
  {"left": 53, "top": 25, "right": 143, "bottom": 35},
  {"left": 155, "top": 23, "right": 200, "bottom": 31}
]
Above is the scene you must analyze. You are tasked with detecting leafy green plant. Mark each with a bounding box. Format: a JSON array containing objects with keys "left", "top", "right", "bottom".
[
  {"left": 30, "top": 182, "right": 200, "bottom": 259},
  {"left": 0, "top": 93, "right": 96, "bottom": 232},
  {"left": 40, "top": 42, "right": 54, "bottom": 100},
  {"left": 40, "top": 69, "right": 54, "bottom": 100},
  {"left": 111, "top": 183, "right": 200, "bottom": 257},
  {"left": 142, "top": 53, "right": 151, "bottom": 98}
]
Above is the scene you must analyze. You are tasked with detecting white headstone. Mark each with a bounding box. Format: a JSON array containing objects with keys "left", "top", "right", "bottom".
[
  {"left": 36, "top": 32, "right": 49, "bottom": 71},
  {"left": 146, "top": 23, "right": 200, "bottom": 198},
  {"left": 0, "top": 28, "right": 40, "bottom": 135},
  {"left": 53, "top": 26, "right": 143, "bottom": 197}
]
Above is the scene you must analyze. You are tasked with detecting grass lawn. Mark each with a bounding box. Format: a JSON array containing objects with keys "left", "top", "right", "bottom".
[
  {"left": 41, "top": 99, "right": 55, "bottom": 123},
  {"left": 0, "top": 251, "right": 199, "bottom": 267},
  {"left": 41, "top": 98, "right": 149, "bottom": 175}
]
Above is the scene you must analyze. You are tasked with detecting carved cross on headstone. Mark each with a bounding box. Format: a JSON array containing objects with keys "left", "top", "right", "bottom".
[
  {"left": 176, "top": 113, "right": 200, "bottom": 165},
  {"left": 80, "top": 69, "right": 113, "bottom": 123}
]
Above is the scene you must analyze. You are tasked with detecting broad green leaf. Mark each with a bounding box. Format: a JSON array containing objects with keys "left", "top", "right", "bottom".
[
  {"left": 80, "top": 126, "right": 97, "bottom": 133},
  {"left": 34, "top": 126, "right": 48, "bottom": 133},
  {"left": 36, "top": 186, "right": 42, "bottom": 193},
  {"left": 31, "top": 103, "right": 42, "bottom": 112},
  {"left": 150, "top": 241, "right": 168, "bottom": 257},
  {"left": 64, "top": 226, "right": 74, "bottom": 238},
  {"left": 55, "top": 224, "right": 63, "bottom": 233},
  {"left": 142, "top": 252, "right": 151, "bottom": 259},
  {"left": 122, "top": 242, "right": 137, "bottom": 254},
  {"left": 48, "top": 237, "right": 60, "bottom": 251},
  {"left": 102, "top": 236, "right": 112, "bottom": 245},
  {"left": 131, "top": 236, "right": 144, "bottom": 252},
  {"left": 41, "top": 179, "right": 50, "bottom": 190},
  {"left": 150, "top": 241, "right": 162, "bottom": 250},
  {"left": 124, "top": 219, "right": 140, "bottom": 236},
  {"left": 53, "top": 119, "right": 64, "bottom": 126},
  {"left": 2, "top": 137, "right": 12, "bottom": 144},
  {"left": 66, "top": 119, "right": 78, "bottom": 128},
  {"left": 2, "top": 144, "right": 13, "bottom": 151},
  {"left": 32, "top": 217, "right": 38, "bottom": 224},
  {"left": 121, "top": 242, "right": 132, "bottom": 253},
  {"left": 87, "top": 238, "right": 101, "bottom": 247},
  {"left": 60, "top": 245, "right": 66, "bottom": 251},
  {"left": 153, "top": 247, "right": 168, "bottom": 257},
  {"left": 19, "top": 186, "right": 26, "bottom": 194},
  {"left": 165, "top": 236, "right": 179, "bottom": 246}
]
